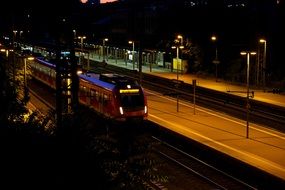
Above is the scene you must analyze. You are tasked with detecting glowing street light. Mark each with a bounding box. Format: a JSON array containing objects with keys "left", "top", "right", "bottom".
[
  {"left": 73, "top": 30, "right": 77, "bottom": 39},
  {"left": 172, "top": 35, "right": 184, "bottom": 112},
  {"left": 128, "top": 40, "right": 135, "bottom": 70},
  {"left": 172, "top": 35, "right": 184, "bottom": 81},
  {"left": 240, "top": 51, "right": 256, "bottom": 138},
  {"left": 177, "top": 35, "right": 183, "bottom": 45},
  {"left": 259, "top": 39, "right": 267, "bottom": 89},
  {"left": 102, "top": 38, "right": 108, "bottom": 63},
  {"left": 23, "top": 56, "right": 34, "bottom": 99},
  {"left": 211, "top": 35, "right": 220, "bottom": 82},
  {"left": 78, "top": 36, "right": 86, "bottom": 66},
  {"left": 24, "top": 56, "right": 34, "bottom": 88}
]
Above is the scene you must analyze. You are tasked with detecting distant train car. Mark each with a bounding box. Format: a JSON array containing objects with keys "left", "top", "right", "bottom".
[
  {"left": 79, "top": 73, "right": 148, "bottom": 121},
  {"left": 29, "top": 57, "right": 56, "bottom": 89},
  {"left": 29, "top": 57, "right": 148, "bottom": 121}
]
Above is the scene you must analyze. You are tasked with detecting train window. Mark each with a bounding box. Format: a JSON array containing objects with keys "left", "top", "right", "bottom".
[
  {"left": 120, "top": 92, "right": 144, "bottom": 108},
  {"left": 51, "top": 70, "right": 56, "bottom": 78},
  {"left": 95, "top": 91, "right": 100, "bottom": 101},
  {"left": 90, "top": 89, "right": 95, "bottom": 101},
  {"left": 103, "top": 94, "right": 109, "bottom": 105},
  {"left": 79, "top": 86, "right": 84, "bottom": 93},
  {"left": 83, "top": 86, "right": 88, "bottom": 96},
  {"left": 79, "top": 85, "right": 87, "bottom": 96}
]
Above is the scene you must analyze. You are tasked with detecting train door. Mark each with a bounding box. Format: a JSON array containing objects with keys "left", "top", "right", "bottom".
[
  {"left": 90, "top": 88, "right": 98, "bottom": 109},
  {"left": 102, "top": 93, "right": 111, "bottom": 117},
  {"left": 79, "top": 84, "right": 88, "bottom": 104},
  {"left": 98, "top": 90, "right": 104, "bottom": 114}
]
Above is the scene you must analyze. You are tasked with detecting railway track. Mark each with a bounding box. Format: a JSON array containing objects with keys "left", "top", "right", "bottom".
[
  {"left": 27, "top": 74, "right": 285, "bottom": 190},
  {"left": 152, "top": 136, "right": 257, "bottom": 190}
]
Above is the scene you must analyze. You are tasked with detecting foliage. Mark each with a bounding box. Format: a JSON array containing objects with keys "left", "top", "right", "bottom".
[
  {"left": 0, "top": 55, "right": 27, "bottom": 126},
  {"left": 1, "top": 53, "right": 168, "bottom": 189},
  {"left": 181, "top": 38, "right": 204, "bottom": 73},
  {"left": 88, "top": 124, "right": 168, "bottom": 190},
  {"left": 0, "top": 54, "right": 55, "bottom": 134}
]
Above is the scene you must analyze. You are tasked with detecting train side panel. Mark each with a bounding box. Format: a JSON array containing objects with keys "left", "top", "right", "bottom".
[
  {"left": 30, "top": 58, "right": 56, "bottom": 89},
  {"left": 29, "top": 58, "right": 148, "bottom": 121},
  {"left": 79, "top": 79, "right": 120, "bottom": 119}
]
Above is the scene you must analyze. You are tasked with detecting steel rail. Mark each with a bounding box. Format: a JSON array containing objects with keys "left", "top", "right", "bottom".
[{"left": 152, "top": 136, "right": 258, "bottom": 190}]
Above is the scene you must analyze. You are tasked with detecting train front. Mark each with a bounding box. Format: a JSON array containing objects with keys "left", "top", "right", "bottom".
[{"left": 115, "top": 83, "right": 148, "bottom": 121}]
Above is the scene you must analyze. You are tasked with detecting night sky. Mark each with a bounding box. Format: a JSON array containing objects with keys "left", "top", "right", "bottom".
[{"left": 1, "top": 0, "right": 284, "bottom": 78}]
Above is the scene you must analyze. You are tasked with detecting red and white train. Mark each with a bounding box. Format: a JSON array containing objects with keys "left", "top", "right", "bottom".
[{"left": 29, "top": 57, "right": 148, "bottom": 121}]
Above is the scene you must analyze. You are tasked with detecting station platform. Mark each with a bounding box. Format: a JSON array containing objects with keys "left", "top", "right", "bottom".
[
  {"left": 88, "top": 55, "right": 285, "bottom": 108},
  {"left": 88, "top": 55, "right": 285, "bottom": 183}
]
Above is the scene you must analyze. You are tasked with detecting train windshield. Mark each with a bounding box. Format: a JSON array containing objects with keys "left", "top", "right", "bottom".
[{"left": 119, "top": 88, "right": 144, "bottom": 108}]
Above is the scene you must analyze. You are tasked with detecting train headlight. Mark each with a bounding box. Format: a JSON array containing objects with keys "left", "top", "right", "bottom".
[
  {"left": 144, "top": 106, "right": 148, "bottom": 114},
  {"left": 119, "top": 106, "right": 124, "bottom": 115}
]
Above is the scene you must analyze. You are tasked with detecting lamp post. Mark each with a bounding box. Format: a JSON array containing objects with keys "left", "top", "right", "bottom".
[
  {"left": 73, "top": 30, "right": 76, "bottom": 40},
  {"left": 177, "top": 35, "right": 183, "bottom": 47},
  {"left": 19, "top": 30, "right": 23, "bottom": 40},
  {"left": 172, "top": 35, "right": 184, "bottom": 112},
  {"left": 102, "top": 38, "right": 108, "bottom": 63},
  {"left": 78, "top": 36, "right": 86, "bottom": 66},
  {"left": 128, "top": 40, "right": 135, "bottom": 70},
  {"left": 259, "top": 39, "right": 266, "bottom": 89},
  {"left": 172, "top": 37, "right": 184, "bottom": 81},
  {"left": 24, "top": 56, "right": 34, "bottom": 98},
  {"left": 211, "top": 35, "right": 219, "bottom": 82},
  {"left": 240, "top": 51, "right": 256, "bottom": 138},
  {"left": 13, "top": 30, "right": 18, "bottom": 43}
]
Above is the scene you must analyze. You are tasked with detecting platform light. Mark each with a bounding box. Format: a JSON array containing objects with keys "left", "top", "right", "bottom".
[{"left": 240, "top": 51, "right": 256, "bottom": 138}]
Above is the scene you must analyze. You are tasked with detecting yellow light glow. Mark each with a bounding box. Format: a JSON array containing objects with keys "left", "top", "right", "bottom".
[
  {"left": 211, "top": 36, "right": 217, "bottom": 41},
  {"left": 120, "top": 89, "right": 139, "bottom": 94},
  {"left": 77, "top": 70, "right": 83, "bottom": 75},
  {"left": 259, "top": 39, "right": 266, "bottom": 43}
]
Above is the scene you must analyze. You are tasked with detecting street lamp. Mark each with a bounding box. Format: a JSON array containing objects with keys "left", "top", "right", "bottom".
[
  {"left": 78, "top": 36, "right": 86, "bottom": 66},
  {"left": 172, "top": 44, "right": 184, "bottom": 80},
  {"left": 259, "top": 39, "right": 266, "bottom": 89},
  {"left": 172, "top": 35, "right": 184, "bottom": 112},
  {"left": 73, "top": 30, "right": 77, "bottom": 39},
  {"left": 240, "top": 51, "right": 256, "bottom": 138},
  {"left": 177, "top": 35, "right": 183, "bottom": 46},
  {"left": 24, "top": 56, "right": 34, "bottom": 87},
  {"left": 102, "top": 38, "right": 108, "bottom": 63},
  {"left": 23, "top": 56, "right": 34, "bottom": 99},
  {"left": 128, "top": 40, "right": 135, "bottom": 70},
  {"left": 13, "top": 30, "right": 18, "bottom": 40},
  {"left": 19, "top": 31, "right": 23, "bottom": 40},
  {"left": 211, "top": 35, "right": 220, "bottom": 82}
]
